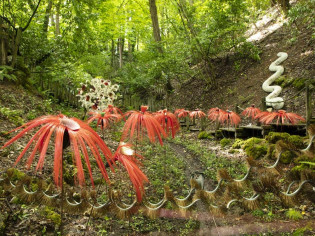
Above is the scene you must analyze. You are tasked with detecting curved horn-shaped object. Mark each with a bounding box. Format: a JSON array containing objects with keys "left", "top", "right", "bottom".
[
  {"left": 204, "top": 179, "right": 224, "bottom": 194},
  {"left": 243, "top": 193, "right": 260, "bottom": 201},
  {"left": 267, "top": 151, "right": 283, "bottom": 169},
  {"left": 227, "top": 199, "right": 239, "bottom": 209},
  {"left": 301, "top": 135, "right": 315, "bottom": 152},
  {"left": 234, "top": 167, "right": 252, "bottom": 182},
  {"left": 282, "top": 180, "right": 312, "bottom": 197}
]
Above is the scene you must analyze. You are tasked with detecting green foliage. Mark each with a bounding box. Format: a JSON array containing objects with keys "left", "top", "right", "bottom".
[
  {"left": 0, "top": 66, "right": 17, "bottom": 82},
  {"left": 266, "top": 144, "right": 275, "bottom": 159},
  {"left": 280, "top": 150, "right": 295, "bottom": 164},
  {"left": 0, "top": 105, "right": 24, "bottom": 126},
  {"left": 7, "top": 168, "right": 26, "bottom": 181},
  {"left": 288, "top": 0, "right": 315, "bottom": 33},
  {"left": 242, "top": 137, "right": 267, "bottom": 159},
  {"left": 285, "top": 208, "right": 303, "bottom": 220},
  {"left": 112, "top": 131, "right": 122, "bottom": 142},
  {"left": 266, "top": 132, "right": 291, "bottom": 144},
  {"left": 266, "top": 132, "right": 305, "bottom": 153},
  {"left": 41, "top": 207, "right": 61, "bottom": 226},
  {"left": 232, "top": 138, "right": 244, "bottom": 149},
  {"left": 287, "top": 135, "right": 305, "bottom": 149},
  {"left": 274, "top": 76, "right": 294, "bottom": 88},
  {"left": 235, "top": 42, "right": 261, "bottom": 61},
  {"left": 198, "top": 131, "right": 213, "bottom": 139},
  {"left": 220, "top": 138, "right": 232, "bottom": 147},
  {"left": 291, "top": 153, "right": 315, "bottom": 176},
  {"left": 172, "top": 136, "right": 247, "bottom": 180},
  {"left": 293, "top": 224, "right": 313, "bottom": 235},
  {"left": 299, "top": 161, "right": 315, "bottom": 166}
]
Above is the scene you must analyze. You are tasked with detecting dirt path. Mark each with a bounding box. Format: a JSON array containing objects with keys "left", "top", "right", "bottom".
[{"left": 167, "top": 141, "right": 215, "bottom": 190}]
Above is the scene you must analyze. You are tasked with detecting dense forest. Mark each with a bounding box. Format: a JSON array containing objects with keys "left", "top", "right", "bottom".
[
  {"left": 0, "top": 0, "right": 295, "bottom": 101},
  {"left": 0, "top": 0, "right": 314, "bottom": 235}
]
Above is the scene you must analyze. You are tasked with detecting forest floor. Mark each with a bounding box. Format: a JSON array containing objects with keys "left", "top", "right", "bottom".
[{"left": 0, "top": 82, "right": 314, "bottom": 235}]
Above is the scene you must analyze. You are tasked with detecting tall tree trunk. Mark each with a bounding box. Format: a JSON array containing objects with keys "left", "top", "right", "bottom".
[
  {"left": 128, "top": 38, "right": 133, "bottom": 61},
  {"left": 11, "top": 28, "right": 22, "bottom": 68},
  {"left": 50, "top": 9, "right": 55, "bottom": 28},
  {"left": 43, "top": 0, "right": 53, "bottom": 36},
  {"left": 111, "top": 39, "right": 115, "bottom": 67},
  {"left": 118, "top": 37, "right": 124, "bottom": 68},
  {"left": 0, "top": 19, "right": 8, "bottom": 65},
  {"left": 149, "top": 0, "right": 163, "bottom": 53},
  {"left": 55, "top": 0, "right": 61, "bottom": 36}
]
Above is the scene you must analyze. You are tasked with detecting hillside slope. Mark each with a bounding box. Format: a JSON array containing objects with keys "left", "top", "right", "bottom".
[{"left": 170, "top": 11, "right": 314, "bottom": 117}]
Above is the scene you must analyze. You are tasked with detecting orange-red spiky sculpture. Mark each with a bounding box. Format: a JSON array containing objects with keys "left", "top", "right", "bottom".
[
  {"left": 113, "top": 143, "right": 149, "bottom": 201},
  {"left": 241, "top": 104, "right": 261, "bottom": 121},
  {"left": 218, "top": 110, "right": 241, "bottom": 127},
  {"left": 104, "top": 104, "right": 125, "bottom": 120},
  {"left": 87, "top": 111, "right": 121, "bottom": 130},
  {"left": 121, "top": 106, "right": 167, "bottom": 146},
  {"left": 1, "top": 114, "right": 113, "bottom": 188},
  {"left": 207, "top": 107, "right": 224, "bottom": 122},
  {"left": 154, "top": 109, "right": 180, "bottom": 138},
  {"left": 257, "top": 110, "right": 305, "bottom": 125},
  {"left": 175, "top": 109, "right": 190, "bottom": 118},
  {"left": 189, "top": 109, "right": 206, "bottom": 119}
]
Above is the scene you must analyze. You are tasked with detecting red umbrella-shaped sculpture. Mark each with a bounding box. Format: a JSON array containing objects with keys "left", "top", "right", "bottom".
[
  {"left": 154, "top": 109, "right": 180, "bottom": 138},
  {"left": 189, "top": 109, "right": 206, "bottom": 119},
  {"left": 207, "top": 107, "right": 224, "bottom": 122},
  {"left": 241, "top": 104, "right": 261, "bottom": 121},
  {"left": 1, "top": 114, "right": 113, "bottom": 187},
  {"left": 257, "top": 110, "right": 305, "bottom": 125},
  {"left": 87, "top": 111, "right": 122, "bottom": 130},
  {"left": 121, "top": 106, "right": 167, "bottom": 146},
  {"left": 219, "top": 110, "right": 241, "bottom": 127}
]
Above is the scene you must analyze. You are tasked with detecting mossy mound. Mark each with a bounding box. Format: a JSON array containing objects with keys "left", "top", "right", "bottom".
[
  {"left": 220, "top": 138, "right": 232, "bottom": 147},
  {"left": 280, "top": 150, "right": 296, "bottom": 164},
  {"left": 232, "top": 139, "right": 244, "bottom": 149},
  {"left": 266, "top": 132, "right": 290, "bottom": 144},
  {"left": 266, "top": 144, "right": 276, "bottom": 159},
  {"left": 290, "top": 153, "right": 315, "bottom": 179},
  {"left": 242, "top": 137, "right": 268, "bottom": 159},
  {"left": 41, "top": 207, "right": 61, "bottom": 226},
  {"left": 288, "top": 135, "right": 305, "bottom": 149},
  {"left": 198, "top": 131, "right": 213, "bottom": 139},
  {"left": 266, "top": 132, "right": 305, "bottom": 149},
  {"left": 6, "top": 168, "right": 26, "bottom": 181}
]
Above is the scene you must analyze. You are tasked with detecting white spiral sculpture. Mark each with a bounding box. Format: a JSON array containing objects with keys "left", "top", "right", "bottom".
[{"left": 262, "top": 52, "right": 288, "bottom": 109}]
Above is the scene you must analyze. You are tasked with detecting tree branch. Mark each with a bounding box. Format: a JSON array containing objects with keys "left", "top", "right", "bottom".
[
  {"left": 0, "top": 16, "right": 17, "bottom": 31},
  {"left": 22, "top": 0, "right": 42, "bottom": 32}
]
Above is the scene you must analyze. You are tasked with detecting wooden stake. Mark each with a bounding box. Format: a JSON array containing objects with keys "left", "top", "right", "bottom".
[{"left": 306, "top": 82, "right": 312, "bottom": 130}]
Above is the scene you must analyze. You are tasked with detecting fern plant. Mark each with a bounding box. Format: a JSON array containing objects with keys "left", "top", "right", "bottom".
[{"left": 0, "top": 65, "right": 17, "bottom": 82}]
